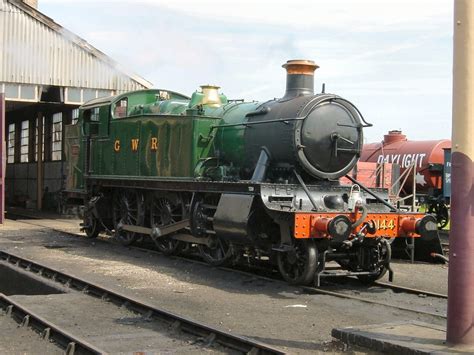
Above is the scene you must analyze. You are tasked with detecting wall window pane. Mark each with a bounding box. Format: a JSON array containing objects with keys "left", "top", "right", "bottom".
[
  {"left": 7, "top": 123, "right": 15, "bottom": 164},
  {"left": 35, "top": 117, "right": 45, "bottom": 162},
  {"left": 83, "top": 89, "right": 96, "bottom": 102},
  {"left": 20, "top": 120, "right": 29, "bottom": 163},
  {"left": 51, "top": 113, "right": 62, "bottom": 161},
  {"left": 5, "top": 84, "right": 19, "bottom": 99},
  {"left": 97, "top": 90, "right": 112, "bottom": 98},
  {"left": 20, "top": 85, "right": 36, "bottom": 100},
  {"left": 72, "top": 109, "right": 79, "bottom": 125},
  {"left": 67, "top": 88, "right": 81, "bottom": 103}
]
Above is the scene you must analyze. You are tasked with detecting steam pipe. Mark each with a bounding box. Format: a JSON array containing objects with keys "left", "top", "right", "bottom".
[
  {"left": 344, "top": 174, "right": 398, "bottom": 212},
  {"left": 351, "top": 205, "right": 368, "bottom": 229},
  {"left": 293, "top": 170, "right": 319, "bottom": 211},
  {"left": 251, "top": 148, "right": 270, "bottom": 182}
]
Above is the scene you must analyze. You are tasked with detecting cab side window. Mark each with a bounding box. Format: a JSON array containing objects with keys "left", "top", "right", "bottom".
[
  {"left": 83, "top": 108, "right": 99, "bottom": 136},
  {"left": 113, "top": 98, "right": 128, "bottom": 118},
  {"left": 90, "top": 107, "right": 100, "bottom": 122}
]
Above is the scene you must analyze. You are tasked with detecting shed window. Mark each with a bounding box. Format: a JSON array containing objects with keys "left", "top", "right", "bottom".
[
  {"left": 83, "top": 89, "right": 96, "bottom": 102},
  {"left": 20, "top": 120, "right": 29, "bottom": 163},
  {"left": 97, "top": 90, "right": 112, "bottom": 99},
  {"left": 67, "top": 88, "right": 82, "bottom": 103},
  {"left": 20, "top": 85, "right": 36, "bottom": 100},
  {"left": 35, "top": 117, "right": 45, "bottom": 162},
  {"left": 7, "top": 123, "right": 15, "bottom": 164},
  {"left": 5, "top": 84, "right": 19, "bottom": 99},
  {"left": 51, "top": 113, "right": 62, "bottom": 161},
  {"left": 72, "top": 109, "right": 79, "bottom": 125}
]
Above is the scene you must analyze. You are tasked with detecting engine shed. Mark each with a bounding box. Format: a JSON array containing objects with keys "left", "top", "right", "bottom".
[{"left": 0, "top": 0, "right": 152, "bottom": 212}]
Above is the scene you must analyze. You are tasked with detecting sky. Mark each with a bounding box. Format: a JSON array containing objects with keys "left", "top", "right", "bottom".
[{"left": 39, "top": 0, "right": 454, "bottom": 143}]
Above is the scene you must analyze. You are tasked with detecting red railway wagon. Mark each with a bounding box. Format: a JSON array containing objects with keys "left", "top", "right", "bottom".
[{"left": 360, "top": 130, "right": 451, "bottom": 227}]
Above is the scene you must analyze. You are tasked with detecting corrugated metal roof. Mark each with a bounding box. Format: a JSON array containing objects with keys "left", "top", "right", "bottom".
[{"left": 0, "top": 0, "right": 153, "bottom": 92}]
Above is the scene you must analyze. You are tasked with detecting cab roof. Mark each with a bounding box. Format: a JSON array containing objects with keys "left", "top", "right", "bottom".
[{"left": 80, "top": 89, "right": 191, "bottom": 110}]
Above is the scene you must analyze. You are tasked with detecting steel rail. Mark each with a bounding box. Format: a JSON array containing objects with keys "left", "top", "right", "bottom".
[
  {"left": 193, "top": 260, "right": 448, "bottom": 319},
  {"left": 374, "top": 281, "right": 447, "bottom": 299},
  {"left": 0, "top": 250, "right": 285, "bottom": 355},
  {"left": 216, "top": 263, "right": 447, "bottom": 319},
  {"left": 299, "top": 286, "right": 446, "bottom": 319},
  {"left": 208, "top": 258, "right": 448, "bottom": 319},
  {"left": 0, "top": 293, "right": 105, "bottom": 355}
]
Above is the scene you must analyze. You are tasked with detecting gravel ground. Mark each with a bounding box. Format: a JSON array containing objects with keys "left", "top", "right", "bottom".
[
  {"left": 10, "top": 293, "right": 228, "bottom": 354},
  {"left": 0, "top": 311, "right": 63, "bottom": 354},
  {"left": 0, "top": 218, "right": 449, "bottom": 354},
  {"left": 380, "top": 260, "right": 448, "bottom": 295}
]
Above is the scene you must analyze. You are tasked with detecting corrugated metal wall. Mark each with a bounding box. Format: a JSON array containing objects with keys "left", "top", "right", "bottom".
[{"left": 0, "top": 0, "right": 152, "bottom": 92}]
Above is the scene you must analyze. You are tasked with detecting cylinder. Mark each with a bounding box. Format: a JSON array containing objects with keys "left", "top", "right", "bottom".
[{"left": 447, "top": 0, "right": 474, "bottom": 345}]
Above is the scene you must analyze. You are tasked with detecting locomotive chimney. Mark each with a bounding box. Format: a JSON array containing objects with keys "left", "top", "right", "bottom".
[{"left": 282, "top": 59, "right": 319, "bottom": 99}]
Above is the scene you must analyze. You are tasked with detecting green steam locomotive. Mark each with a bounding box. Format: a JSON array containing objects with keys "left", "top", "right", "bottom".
[{"left": 65, "top": 60, "right": 441, "bottom": 285}]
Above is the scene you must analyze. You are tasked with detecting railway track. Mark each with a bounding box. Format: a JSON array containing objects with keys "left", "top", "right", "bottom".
[
  {"left": 114, "top": 242, "right": 447, "bottom": 321},
  {"left": 0, "top": 293, "right": 104, "bottom": 354},
  {"left": 212, "top": 264, "right": 447, "bottom": 319},
  {"left": 6, "top": 216, "right": 447, "bottom": 321},
  {"left": 299, "top": 286, "right": 446, "bottom": 319},
  {"left": 374, "top": 281, "right": 447, "bottom": 299},
  {"left": 0, "top": 250, "right": 285, "bottom": 355},
  {"left": 127, "top": 248, "right": 448, "bottom": 320}
]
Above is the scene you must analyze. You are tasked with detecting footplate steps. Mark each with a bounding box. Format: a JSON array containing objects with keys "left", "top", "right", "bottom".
[{"left": 0, "top": 250, "right": 285, "bottom": 355}]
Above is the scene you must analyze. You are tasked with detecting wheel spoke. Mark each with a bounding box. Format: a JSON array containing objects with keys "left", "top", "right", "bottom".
[
  {"left": 277, "top": 240, "right": 317, "bottom": 285},
  {"left": 198, "top": 236, "right": 233, "bottom": 266},
  {"left": 113, "top": 190, "right": 143, "bottom": 246},
  {"left": 150, "top": 193, "right": 184, "bottom": 255}
]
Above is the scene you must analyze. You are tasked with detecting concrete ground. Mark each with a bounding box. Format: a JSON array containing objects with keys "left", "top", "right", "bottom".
[
  {"left": 333, "top": 321, "right": 474, "bottom": 354},
  {"left": 0, "top": 215, "right": 449, "bottom": 354}
]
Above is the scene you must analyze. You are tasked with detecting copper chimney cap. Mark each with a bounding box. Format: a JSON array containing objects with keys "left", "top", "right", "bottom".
[{"left": 282, "top": 59, "right": 319, "bottom": 75}]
